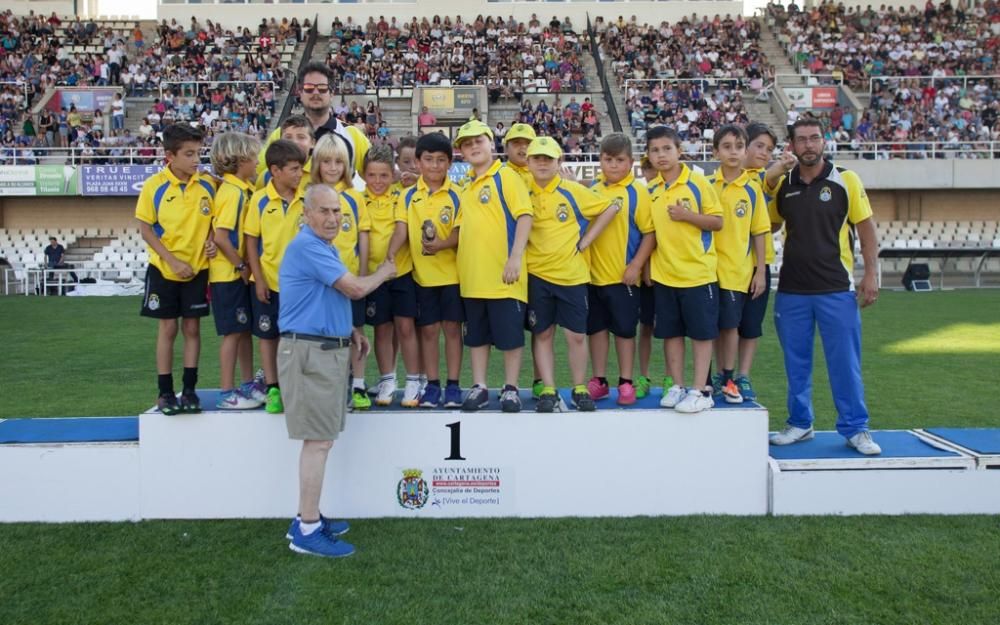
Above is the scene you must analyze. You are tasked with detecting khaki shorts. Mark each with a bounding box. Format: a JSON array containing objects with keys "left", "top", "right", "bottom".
[{"left": 277, "top": 337, "right": 349, "bottom": 441}]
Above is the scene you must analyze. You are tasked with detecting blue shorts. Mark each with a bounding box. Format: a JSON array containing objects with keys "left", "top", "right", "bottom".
[
  {"left": 366, "top": 272, "right": 418, "bottom": 325},
  {"left": 652, "top": 282, "right": 719, "bottom": 341},
  {"left": 416, "top": 284, "right": 464, "bottom": 327},
  {"left": 587, "top": 283, "right": 640, "bottom": 338},
  {"left": 210, "top": 280, "right": 252, "bottom": 336},
  {"left": 639, "top": 283, "right": 655, "bottom": 326},
  {"left": 739, "top": 265, "right": 771, "bottom": 339},
  {"left": 719, "top": 288, "right": 746, "bottom": 330},
  {"left": 463, "top": 297, "right": 526, "bottom": 350},
  {"left": 527, "top": 275, "right": 588, "bottom": 335},
  {"left": 351, "top": 298, "right": 365, "bottom": 328},
  {"left": 250, "top": 287, "right": 280, "bottom": 339}
]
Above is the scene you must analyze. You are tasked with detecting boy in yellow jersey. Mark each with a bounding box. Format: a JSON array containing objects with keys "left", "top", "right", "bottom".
[
  {"left": 255, "top": 115, "right": 315, "bottom": 197},
  {"left": 244, "top": 140, "right": 307, "bottom": 414},
  {"left": 360, "top": 145, "right": 421, "bottom": 406},
  {"left": 585, "top": 133, "right": 656, "bottom": 406},
  {"left": 503, "top": 122, "right": 536, "bottom": 188},
  {"left": 708, "top": 125, "right": 769, "bottom": 404},
  {"left": 635, "top": 155, "right": 659, "bottom": 398},
  {"left": 735, "top": 122, "right": 779, "bottom": 402},
  {"left": 209, "top": 132, "right": 266, "bottom": 410},
  {"left": 311, "top": 133, "right": 372, "bottom": 410},
  {"left": 136, "top": 124, "right": 215, "bottom": 415},
  {"left": 525, "top": 137, "right": 618, "bottom": 413},
  {"left": 392, "top": 135, "right": 419, "bottom": 194},
  {"left": 646, "top": 126, "right": 723, "bottom": 414},
  {"left": 390, "top": 133, "right": 464, "bottom": 409},
  {"left": 453, "top": 120, "right": 533, "bottom": 413}
]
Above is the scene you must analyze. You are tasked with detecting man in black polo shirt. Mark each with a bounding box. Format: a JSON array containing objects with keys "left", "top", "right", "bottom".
[{"left": 764, "top": 118, "right": 881, "bottom": 455}]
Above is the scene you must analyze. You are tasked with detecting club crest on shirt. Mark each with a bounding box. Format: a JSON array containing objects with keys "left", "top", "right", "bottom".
[
  {"left": 147, "top": 293, "right": 160, "bottom": 311},
  {"left": 557, "top": 204, "right": 570, "bottom": 222},
  {"left": 680, "top": 198, "right": 694, "bottom": 211},
  {"left": 236, "top": 307, "right": 248, "bottom": 325},
  {"left": 341, "top": 218, "right": 352, "bottom": 232},
  {"left": 200, "top": 197, "right": 211, "bottom": 216},
  {"left": 820, "top": 186, "right": 832, "bottom": 202},
  {"left": 735, "top": 199, "right": 749, "bottom": 218},
  {"left": 479, "top": 185, "right": 492, "bottom": 204},
  {"left": 610, "top": 197, "right": 624, "bottom": 212},
  {"left": 439, "top": 207, "right": 451, "bottom": 224}
]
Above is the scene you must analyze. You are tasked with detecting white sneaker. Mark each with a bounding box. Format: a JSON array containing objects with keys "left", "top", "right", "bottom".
[
  {"left": 660, "top": 384, "right": 686, "bottom": 408},
  {"left": 674, "top": 388, "right": 714, "bottom": 414},
  {"left": 769, "top": 425, "right": 815, "bottom": 445},
  {"left": 418, "top": 374, "right": 428, "bottom": 396},
  {"left": 374, "top": 377, "right": 397, "bottom": 406},
  {"left": 846, "top": 431, "right": 882, "bottom": 455},
  {"left": 401, "top": 379, "right": 421, "bottom": 408}
]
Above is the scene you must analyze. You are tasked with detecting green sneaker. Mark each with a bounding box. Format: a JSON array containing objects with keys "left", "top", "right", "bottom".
[
  {"left": 635, "top": 375, "right": 651, "bottom": 399},
  {"left": 531, "top": 379, "right": 545, "bottom": 400},
  {"left": 266, "top": 387, "right": 284, "bottom": 414},
  {"left": 710, "top": 373, "right": 725, "bottom": 398},
  {"left": 352, "top": 388, "right": 372, "bottom": 410}
]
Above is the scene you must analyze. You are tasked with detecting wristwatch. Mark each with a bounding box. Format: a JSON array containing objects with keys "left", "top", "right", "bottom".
[{"left": 235, "top": 262, "right": 246, "bottom": 272}]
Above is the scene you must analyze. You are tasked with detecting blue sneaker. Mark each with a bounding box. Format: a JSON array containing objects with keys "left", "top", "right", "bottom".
[
  {"left": 285, "top": 515, "right": 350, "bottom": 540},
  {"left": 419, "top": 383, "right": 441, "bottom": 408},
  {"left": 443, "top": 383, "right": 463, "bottom": 409},
  {"left": 734, "top": 374, "right": 757, "bottom": 401},
  {"left": 288, "top": 522, "right": 355, "bottom": 558}
]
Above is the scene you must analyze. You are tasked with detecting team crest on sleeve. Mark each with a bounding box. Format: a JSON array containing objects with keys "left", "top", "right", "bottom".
[
  {"left": 200, "top": 198, "right": 211, "bottom": 216},
  {"left": 397, "top": 469, "right": 429, "bottom": 509},
  {"left": 147, "top": 293, "right": 160, "bottom": 311},
  {"left": 557, "top": 204, "right": 570, "bottom": 222},
  {"left": 479, "top": 185, "right": 492, "bottom": 204},
  {"left": 258, "top": 315, "right": 272, "bottom": 332},
  {"left": 236, "top": 307, "right": 248, "bottom": 325},
  {"left": 735, "top": 199, "right": 749, "bottom": 218},
  {"left": 820, "top": 186, "right": 832, "bottom": 202},
  {"left": 439, "top": 207, "right": 451, "bottom": 224}
]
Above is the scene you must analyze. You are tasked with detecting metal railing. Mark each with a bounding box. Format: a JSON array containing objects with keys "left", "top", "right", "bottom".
[
  {"left": 869, "top": 74, "right": 1000, "bottom": 96},
  {"left": 158, "top": 80, "right": 279, "bottom": 101},
  {"left": 774, "top": 72, "right": 844, "bottom": 87}
]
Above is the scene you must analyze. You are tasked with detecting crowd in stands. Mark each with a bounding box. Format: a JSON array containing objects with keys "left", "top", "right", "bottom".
[
  {"left": 597, "top": 14, "right": 766, "bottom": 149},
  {"left": 325, "top": 14, "right": 588, "bottom": 94},
  {"left": 492, "top": 95, "right": 603, "bottom": 158}
]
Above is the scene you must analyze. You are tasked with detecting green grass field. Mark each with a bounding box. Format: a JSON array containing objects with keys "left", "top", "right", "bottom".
[{"left": 2, "top": 291, "right": 1000, "bottom": 624}]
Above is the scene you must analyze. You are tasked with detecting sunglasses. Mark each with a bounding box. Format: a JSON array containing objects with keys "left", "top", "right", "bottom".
[{"left": 301, "top": 83, "right": 331, "bottom": 94}]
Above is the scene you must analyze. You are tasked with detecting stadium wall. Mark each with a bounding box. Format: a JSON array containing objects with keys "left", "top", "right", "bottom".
[{"left": 156, "top": 1, "right": 744, "bottom": 33}]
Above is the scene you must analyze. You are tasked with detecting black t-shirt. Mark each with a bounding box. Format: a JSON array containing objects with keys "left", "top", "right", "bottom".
[{"left": 44, "top": 244, "right": 64, "bottom": 266}]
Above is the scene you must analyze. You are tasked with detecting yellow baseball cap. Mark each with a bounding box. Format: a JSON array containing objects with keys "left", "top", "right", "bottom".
[
  {"left": 453, "top": 120, "right": 494, "bottom": 147},
  {"left": 503, "top": 123, "right": 537, "bottom": 144},
  {"left": 526, "top": 136, "right": 563, "bottom": 159}
]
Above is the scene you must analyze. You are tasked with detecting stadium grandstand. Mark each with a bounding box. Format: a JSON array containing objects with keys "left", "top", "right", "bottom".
[{"left": 2, "top": 0, "right": 998, "bottom": 291}]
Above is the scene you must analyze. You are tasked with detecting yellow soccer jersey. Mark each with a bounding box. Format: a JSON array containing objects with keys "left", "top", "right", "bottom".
[
  {"left": 709, "top": 170, "right": 770, "bottom": 292},
  {"left": 333, "top": 181, "right": 366, "bottom": 275},
  {"left": 255, "top": 158, "right": 312, "bottom": 197},
  {"left": 396, "top": 176, "right": 461, "bottom": 287},
  {"left": 590, "top": 172, "right": 655, "bottom": 286},
  {"left": 209, "top": 173, "right": 255, "bottom": 284},
  {"left": 243, "top": 182, "right": 305, "bottom": 292},
  {"left": 649, "top": 164, "right": 723, "bottom": 288},
  {"left": 527, "top": 176, "right": 609, "bottom": 286},
  {"left": 359, "top": 187, "right": 404, "bottom": 274},
  {"left": 456, "top": 159, "right": 533, "bottom": 301},
  {"left": 746, "top": 167, "right": 777, "bottom": 264},
  {"left": 504, "top": 161, "right": 533, "bottom": 190},
  {"left": 135, "top": 166, "right": 215, "bottom": 282}
]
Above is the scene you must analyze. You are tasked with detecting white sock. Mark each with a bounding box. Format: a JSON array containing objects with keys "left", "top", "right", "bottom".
[
  {"left": 406, "top": 374, "right": 419, "bottom": 384},
  {"left": 300, "top": 519, "right": 322, "bottom": 535},
  {"left": 379, "top": 373, "right": 394, "bottom": 383},
  {"left": 353, "top": 377, "right": 365, "bottom": 390}
]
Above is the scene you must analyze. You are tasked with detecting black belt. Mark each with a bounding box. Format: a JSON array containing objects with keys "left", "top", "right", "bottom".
[{"left": 281, "top": 332, "right": 351, "bottom": 349}]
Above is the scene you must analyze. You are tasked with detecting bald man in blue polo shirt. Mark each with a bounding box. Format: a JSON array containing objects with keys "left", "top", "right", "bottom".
[{"left": 279, "top": 184, "right": 395, "bottom": 558}]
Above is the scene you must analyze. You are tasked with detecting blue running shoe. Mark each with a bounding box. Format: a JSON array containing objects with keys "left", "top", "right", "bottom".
[
  {"left": 288, "top": 522, "right": 355, "bottom": 558},
  {"left": 734, "top": 374, "right": 757, "bottom": 402},
  {"left": 285, "top": 515, "right": 350, "bottom": 540},
  {"left": 443, "top": 383, "right": 463, "bottom": 409},
  {"left": 419, "top": 383, "right": 441, "bottom": 408}
]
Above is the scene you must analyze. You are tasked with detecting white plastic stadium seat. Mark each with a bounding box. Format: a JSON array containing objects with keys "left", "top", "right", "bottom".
[
  {"left": 892, "top": 239, "right": 907, "bottom": 249},
  {"left": 920, "top": 239, "right": 935, "bottom": 249}
]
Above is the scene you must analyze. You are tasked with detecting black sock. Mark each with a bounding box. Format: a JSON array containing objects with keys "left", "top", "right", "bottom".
[
  {"left": 619, "top": 377, "right": 632, "bottom": 386},
  {"left": 182, "top": 367, "right": 198, "bottom": 393},
  {"left": 597, "top": 376, "right": 608, "bottom": 386},
  {"left": 723, "top": 369, "right": 734, "bottom": 383},
  {"left": 267, "top": 383, "right": 279, "bottom": 391},
  {"left": 702, "top": 389, "right": 712, "bottom": 397},
  {"left": 504, "top": 384, "right": 518, "bottom": 391},
  {"left": 447, "top": 379, "right": 459, "bottom": 387},
  {"left": 427, "top": 379, "right": 440, "bottom": 388},
  {"left": 158, "top": 373, "right": 174, "bottom": 397}
]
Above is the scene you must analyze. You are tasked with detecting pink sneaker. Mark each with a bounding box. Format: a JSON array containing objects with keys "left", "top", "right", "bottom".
[
  {"left": 617, "top": 382, "right": 637, "bottom": 405},
  {"left": 587, "top": 376, "right": 609, "bottom": 400}
]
